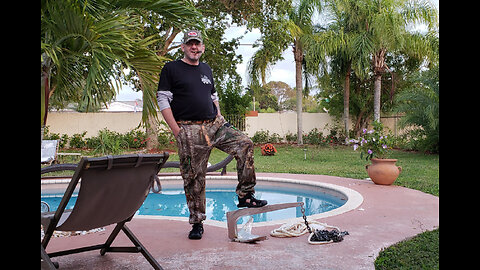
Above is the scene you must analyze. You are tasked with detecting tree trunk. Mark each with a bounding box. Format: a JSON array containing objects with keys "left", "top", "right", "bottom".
[
  {"left": 293, "top": 40, "right": 303, "bottom": 145},
  {"left": 41, "top": 73, "right": 48, "bottom": 127},
  {"left": 343, "top": 61, "right": 351, "bottom": 140},
  {"left": 373, "top": 49, "right": 386, "bottom": 122},
  {"left": 144, "top": 28, "right": 180, "bottom": 151},
  {"left": 41, "top": 55, "right": 52, "bottom": 147},
  {"left": 373, "top": 73, "right": 381, "bottom": 122},
  {"left": 41, "top": 54, "right": 52, "bottom": 127},
  {"left": 146, "top": 114, "right": 159, "bottom": 150}
]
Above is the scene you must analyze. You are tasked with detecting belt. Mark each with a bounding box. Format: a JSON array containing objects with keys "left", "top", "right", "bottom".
[{"left": 176, "top": 118, "right": 215, "bottom": 125}]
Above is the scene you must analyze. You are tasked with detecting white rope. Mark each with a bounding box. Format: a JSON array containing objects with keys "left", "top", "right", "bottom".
[
  {"left": 270, "top": 220, "right": 342, "bottom": 245},
  {"left": 270, "top": 222, "right": 312, "bottom": 237},
  {"left": 270, "top": 220, "right": 339, "bottom": 237}
]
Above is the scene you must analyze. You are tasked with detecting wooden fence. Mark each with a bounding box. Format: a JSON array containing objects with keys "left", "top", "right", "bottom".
[{"left": 224, "top": 114, "right": 246, "bottom": 131}]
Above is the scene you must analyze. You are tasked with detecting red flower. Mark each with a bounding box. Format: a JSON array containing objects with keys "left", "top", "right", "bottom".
[{"left": 261, "top": 143, "right": 277, "bottom": 156}]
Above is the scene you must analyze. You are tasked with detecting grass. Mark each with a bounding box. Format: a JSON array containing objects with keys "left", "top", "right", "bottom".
[
  {"left": 44, "top": 143, "right": 439, "bottom": 269},
  {"left": 374, "top": 228, "right": 439, "bottom": 269},
  {"left": 203, "top": 144, "right": 439, "bottom": 196}
]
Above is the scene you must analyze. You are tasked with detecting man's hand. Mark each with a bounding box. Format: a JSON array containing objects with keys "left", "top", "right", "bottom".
[
  {"left": 160, "top": 108, "right": 181, "bottom": 138},
  {"left": 172, "top": 125, "right": 181, "bottom": 138}
]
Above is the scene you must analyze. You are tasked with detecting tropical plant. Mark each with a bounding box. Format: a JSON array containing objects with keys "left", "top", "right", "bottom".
[
  {"left": 348, "top": 121, "right": 393, "bottom": 160},
  {"left": 306, "top": 0, "right": 372, "bottom": 139},
  {"left": 41, "top": 0, "right": 203, "bottom": 134},
  {"left": 308, "top": 0, "right": 438, "bottom": 139},
  {"left": 248, "top": 0, "right": 322, "bottom": 145},
  {"left": 394, "top": 64, "right": 439, "bottom": 153},
  {"left": 348, "top": 0, "right": 438, "bottom": 122},
  {"left": 124, "top": 0, "right": 287, "bottom": 150}
]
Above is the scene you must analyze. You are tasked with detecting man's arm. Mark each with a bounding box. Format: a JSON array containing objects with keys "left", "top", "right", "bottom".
[
  {"left": 157, "top": 90, "right": 181, "bottom": 137},
  {"left": 212, "top": 92, "right": 221, "bottom": 116},
  {"left": 160, "top": 108, "right": 181, "bottom": 138},
  {"left": 214, "top": 100, "right": 221, "bottom": 116}
]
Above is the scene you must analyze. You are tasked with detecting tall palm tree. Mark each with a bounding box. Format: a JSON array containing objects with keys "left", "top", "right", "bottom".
[
  {"left": 308, "top": 0, "right": 437, "bottom": 138},
  {"left": 248, "top": 0, "right": 322, "bottom": 145},
  {"left": 306, "top": 0, "right": 372, "bottom": 139},
  {"left": 349, "top": 0, "right": 438, "bottom": 122},
  {"left": 41, "top": 0, "right": 202, "bottom": 136}
]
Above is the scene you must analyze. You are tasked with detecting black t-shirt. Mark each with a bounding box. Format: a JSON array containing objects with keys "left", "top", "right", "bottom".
[{"left": 157, "top": 60, "right": 217, "bottom": 121}]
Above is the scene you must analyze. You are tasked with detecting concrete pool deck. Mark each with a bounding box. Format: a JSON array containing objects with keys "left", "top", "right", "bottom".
[{"left": 42, "top": 172, "right": 439, "bottom": 269}]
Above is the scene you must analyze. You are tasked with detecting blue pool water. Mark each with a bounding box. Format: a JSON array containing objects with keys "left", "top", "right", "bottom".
[{"left": 41, "top": 185, "right": 346, "bottom": 223}]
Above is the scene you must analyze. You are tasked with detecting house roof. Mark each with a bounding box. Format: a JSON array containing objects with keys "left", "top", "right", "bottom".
[{"left": 100, "top": 100, "right": 143, "bottom": 112}]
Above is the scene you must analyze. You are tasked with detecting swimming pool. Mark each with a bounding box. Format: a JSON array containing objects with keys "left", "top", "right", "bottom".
[{"left": 41, "top": 176, "right": 363, "bottom": 225}]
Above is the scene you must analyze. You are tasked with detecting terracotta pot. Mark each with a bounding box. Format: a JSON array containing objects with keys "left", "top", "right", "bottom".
[{"left": 365, "top": 158, "right": 402, "bottom": 185}]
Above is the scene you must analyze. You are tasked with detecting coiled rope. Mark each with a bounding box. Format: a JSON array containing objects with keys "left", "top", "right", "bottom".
[{"left": 270, "top": 220, "right": 345, "bottom": 245}]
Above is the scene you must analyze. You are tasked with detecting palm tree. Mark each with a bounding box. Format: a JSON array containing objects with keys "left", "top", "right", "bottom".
[
  {"left": 306, "top": 0, "right": 372, "bottom": 139},
  {"left": 349, "top": 0, "right": 438, "bottom": 122},
  {"left": 308, "top": 0, "right": 437, "bottom": 139},
  {"left": 41, "top": 0, "right": 202, "bottom": 137},
  {"left": 248, "top": 0, "right": 322, "bottom": 145}
]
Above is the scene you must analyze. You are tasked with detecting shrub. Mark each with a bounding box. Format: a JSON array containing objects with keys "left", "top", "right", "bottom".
[
  {"left": 157, "top": 130, "right": 175, "bottom": 147},
  {"left": 303, "top": 128, "right": 326, "bottom": 145},
  {"left": 251, "top": 130, "right": 270, "bottom": 144},
  {"left": 42, "top": 126, "right": 69, "bottom": 148},
  {"left": 251, "top": 130, "right": 282, "bottom": 144},
  {"left": 69, "top": 132, "right": 87, "bottom": 149},
  {"left": 91, "top": 129, "right": 127, "bottom": 155},
  {"left": 285, "top": 132, "right": 297, "bottom": 143},
  {"left": 394, "top": 65, "right": 439, "bottom": 153},
  {"left": 123, "top": 129, "right": 148, "bottom": 148}
]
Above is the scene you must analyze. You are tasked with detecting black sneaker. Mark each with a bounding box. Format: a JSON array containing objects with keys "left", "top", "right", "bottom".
[
  {"left": 188, "top": 223, "right": 204, "bottom": 240},
  {"left": 237, "top": 193, "right": 268, "bottom": 208}
]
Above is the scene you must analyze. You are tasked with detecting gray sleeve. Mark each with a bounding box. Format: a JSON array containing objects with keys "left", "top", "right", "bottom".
[
  {"left": 211, "top": 91, "right": 219, "bottom": 102},
  {"left": 156, "top": 91, "right": 173, "bottom": 111}
]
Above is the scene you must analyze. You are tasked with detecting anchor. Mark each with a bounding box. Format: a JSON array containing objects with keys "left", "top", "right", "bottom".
[{"left": 226, "top": 202, "right": 304, "bottom": 243}]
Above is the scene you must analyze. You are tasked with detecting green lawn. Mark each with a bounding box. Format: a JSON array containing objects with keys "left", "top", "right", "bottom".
[
  {"left": 374, "top": 228, "right": 439, "bottom": 269},
  {"left": 172, "top": 144, "right": 439, "bottom": 196}
]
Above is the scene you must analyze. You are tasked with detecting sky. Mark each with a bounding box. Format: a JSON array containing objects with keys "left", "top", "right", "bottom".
[{"left": 115, "top": 0, "right": 439, "bottom": 101}]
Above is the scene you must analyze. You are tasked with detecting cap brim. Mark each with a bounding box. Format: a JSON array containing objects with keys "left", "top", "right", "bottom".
[{"left": 184, "top": 37, "right": 203, "bottom": 43}]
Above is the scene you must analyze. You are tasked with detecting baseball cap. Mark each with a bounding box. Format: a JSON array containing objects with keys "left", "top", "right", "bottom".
[{"left": 183, "top": 29, "right": 203, "bottom": 43}]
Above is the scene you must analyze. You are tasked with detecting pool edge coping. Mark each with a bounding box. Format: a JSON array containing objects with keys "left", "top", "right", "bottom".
[
  {"left": 41, "top": 175, "right": 364, "bottom": 229},
  {"left": 135, "top": 175, "right": 364, "bottom": 228}
]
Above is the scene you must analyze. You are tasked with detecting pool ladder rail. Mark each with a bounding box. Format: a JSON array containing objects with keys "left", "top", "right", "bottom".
[{"left": 226, "top": 202, "right": 304, "bottom": 243}]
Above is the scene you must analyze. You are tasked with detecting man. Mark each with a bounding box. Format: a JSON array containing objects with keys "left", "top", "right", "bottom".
[{"left": 156, "top": 29, "right": 267, "bottom": 240}]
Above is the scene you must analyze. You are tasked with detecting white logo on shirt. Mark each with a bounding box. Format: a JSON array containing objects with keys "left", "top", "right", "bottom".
[{"left": 201, "top": 75, "right": 212, "bottom": 85}]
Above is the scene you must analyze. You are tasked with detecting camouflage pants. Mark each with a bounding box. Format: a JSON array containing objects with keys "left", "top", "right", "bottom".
[{"left": 176, "top": 115, "right": 256, "bottom": 224}]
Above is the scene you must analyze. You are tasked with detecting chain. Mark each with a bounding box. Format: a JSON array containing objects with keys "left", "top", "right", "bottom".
[
  {"left": 300, "top": 203, "right": 349, "bottom": 243},
  {"left": 300, "top": 204, "right": 312, "bottom": 234}
]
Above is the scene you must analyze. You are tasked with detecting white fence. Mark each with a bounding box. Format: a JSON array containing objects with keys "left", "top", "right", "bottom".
[
  {"left": 46, "top": 111, "right": 336, "bottom": 138},
  {"left": 45, "top": 111, "right": 403, "bottom": 138}
]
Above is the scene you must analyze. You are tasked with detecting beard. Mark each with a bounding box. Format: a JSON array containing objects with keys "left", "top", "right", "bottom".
[{"left": 184, "top": 50, "right": 203, "bottom": 62}]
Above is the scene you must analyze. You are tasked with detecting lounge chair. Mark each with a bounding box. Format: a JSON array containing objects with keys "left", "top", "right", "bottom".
[
  {"left": 41, "top": 140, "right": 59, "bottom": 165},
  {"left": 41, "top": 153, "right": 169, "bottom": 269}
]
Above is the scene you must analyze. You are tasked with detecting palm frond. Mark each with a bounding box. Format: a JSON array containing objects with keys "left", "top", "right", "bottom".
[{"left": 42, "top": 0, "right": 205, "bottom": 124}]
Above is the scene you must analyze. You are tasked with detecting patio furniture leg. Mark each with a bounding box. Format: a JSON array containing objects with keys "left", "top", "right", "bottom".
[
  {"left": 100, "top": 221, "right": 163, "bottom": 270},
  {"left": 122, "top": 225, "right": 163, "bottom": 270},
  {"left": 41, "top": 244, "right": 58, "bottom": 269},
  {"left": 100, "top": 221, "right": 126, "bottom": 256}
]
